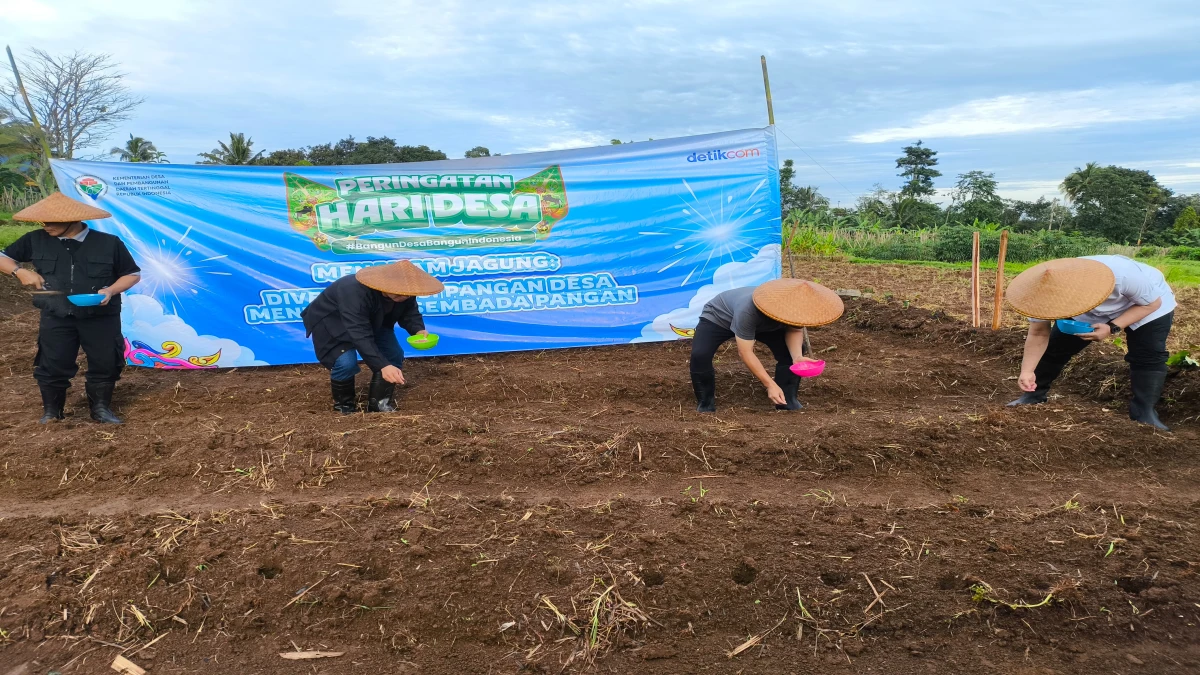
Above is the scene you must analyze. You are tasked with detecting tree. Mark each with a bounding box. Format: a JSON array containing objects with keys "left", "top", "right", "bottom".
[
  {"left": 896, "top": 141, "right": 941, "bottom": 199},
  {"left": 1154, "top": 193, "right": 1200, "bottom": 244},
  {"left": 949, "top": 171, "right": 1004, "bottom": 224},
  {"left": 1, "top": 49, "right": 142, "bottom": 159},
  {"left": 1174, "top": 206, "right": 1200, "bottom": 236},
  {"left": 1060, "top": 162, "right": 1099, "bottom": 205},
  {"left": 110, "top": 134, "right": 165, "bottom": 163},
  {"left": 464, "top": 146, "right": 491, "bottom": 158},
  {"left": 0, "top": 167, "right": 27, "bottom": 191},
  {"left": 1000, "top": 198, "right": 1072, "bottom": 232},
  {"left": 0, "top": 116, "right": 51, "bottom": 191},
  {"left": 255, "top": 137, "right": 447, "bottom": 166},
  {"left": 257, "top": 148, "right": 310, "bottom": 166},
  {"left": 198, "top": 132, "right": 264, "bottom": 165},
  {"left": 779, "top": 160, "right": 829, "bottom": 216},
  {"left": 1065, "top": 165, "right": 1165, "bottom": 243}
]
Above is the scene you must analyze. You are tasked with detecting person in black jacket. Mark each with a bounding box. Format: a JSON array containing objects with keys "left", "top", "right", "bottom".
[
  {"left": 0, "top": 193, "right": 141, "bottom": 424},
  {"left": 302, "top": 260, "right": 444, "bottom": 414}
]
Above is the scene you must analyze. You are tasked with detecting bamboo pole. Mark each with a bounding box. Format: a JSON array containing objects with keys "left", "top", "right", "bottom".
[
  {"left": 5, "top": 46, "right": 53, "bottom": 196},
  {"left": 971, "top": 231, "right": 981, "bottom": 328},
  {"left": 992, "top": 230, "right": 1009, "bottom": 330},
  {"left": 760, "top": 55, "right": 775, "bottom": 125}
]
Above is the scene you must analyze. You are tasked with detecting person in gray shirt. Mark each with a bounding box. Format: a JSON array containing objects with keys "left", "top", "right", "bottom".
[{"left": 689, "top": 279, "right": 844, "bottom": 412}]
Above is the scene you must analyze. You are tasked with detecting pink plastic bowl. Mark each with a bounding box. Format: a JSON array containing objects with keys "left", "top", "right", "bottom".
[{"left": 790, "top": 360, "right": 826, "bottom": 378}]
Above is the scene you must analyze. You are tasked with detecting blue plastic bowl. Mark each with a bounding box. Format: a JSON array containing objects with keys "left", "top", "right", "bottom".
[
  {"left": 67, "top": 293, "right": 106, "bottom": 307},
  {"left": 1056, "top": 319, "right": 1094, "bottom": 335}
]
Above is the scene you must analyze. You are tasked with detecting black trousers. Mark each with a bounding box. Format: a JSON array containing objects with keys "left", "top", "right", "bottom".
[
  {"left": 1035, "top": 311, "right": 1174, "bottom": 388},
  {"left": 34, "top": 313, "right": 125, "bottom": 389},
  {"left": 689, "top": 318, "right": 794, "bottom": 375}
]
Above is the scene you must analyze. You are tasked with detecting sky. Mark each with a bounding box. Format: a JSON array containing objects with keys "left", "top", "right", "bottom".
[{"left": 3, "top": 0, "right": 1199, "bottom": 205}]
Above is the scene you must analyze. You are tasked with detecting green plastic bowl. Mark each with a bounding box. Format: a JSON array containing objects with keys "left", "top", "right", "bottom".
[{"left": 407, "top": 333, "right": 440, "bottom": 350}]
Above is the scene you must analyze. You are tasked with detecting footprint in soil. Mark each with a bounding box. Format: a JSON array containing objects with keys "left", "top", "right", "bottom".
[
  {"left": 257, "top": 560, "right": 283, "bottom": 580},
  {"left": 1117, "top": 575, "right": 1153, "bottom": 594},
  {"left": 820, "top": 571, "right": 848, "bottom": 587},
  {"left": 642, "top": 569, "right": 666, "bottom": 587},
  {"left": 731, "top": 557, "right": 758, "bottom": 585}
]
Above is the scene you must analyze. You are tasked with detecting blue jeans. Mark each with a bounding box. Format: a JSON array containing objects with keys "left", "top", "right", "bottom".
[{"left": 330, "top": 330, "right": 405, "bottom": 381}]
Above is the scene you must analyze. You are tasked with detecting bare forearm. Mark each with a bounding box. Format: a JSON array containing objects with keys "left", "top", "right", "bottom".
[
  {"left": 107, "top": 274, "right": 140, "bottom": 295},
  {"left": 739, "top": 349, "right": 774, "bottom": 388},
  {"left": 1113, "top": 298, "right": 1161, "bottom": 329},
  {"left": 0, "top": 256, "right": 18, "bottom": 276},
  {"left": 1020, "top": 331, "right": 1049, "bottom": 374}
]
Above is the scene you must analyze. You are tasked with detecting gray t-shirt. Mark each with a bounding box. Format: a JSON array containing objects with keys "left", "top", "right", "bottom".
[{"left": 700, "top": 286, "right": 783, "bottom": 340}]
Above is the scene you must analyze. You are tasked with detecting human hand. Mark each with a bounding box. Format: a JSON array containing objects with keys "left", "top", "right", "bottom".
[
  {"left": 98, "top": 287, "right": 114, "bottom": 305},
  {"left": 1080, "top": 323, "right": 1111, "bottom": 342},
  {"left": 380, "top": 365, "right": 406, "bottom": 385},
  {"left": 1018, "top": 371, "right": 1038, "bottom": 392},
  {"left": 766, "top": 382, "right": 786, "bottom": 406},
  {"left": 14, "top": 268, "right": 45, "bottom": 289}
]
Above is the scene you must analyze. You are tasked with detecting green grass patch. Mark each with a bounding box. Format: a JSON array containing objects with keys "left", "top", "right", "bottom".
[
  {"left": 0, "top": 224, "right": 36, "bottom": 249},
  {"left": 840, "top": 256, "right": 1200, "bottom": 288},
  {"left": 844, "top": 257, "right": 1039, "bottom": 273}
]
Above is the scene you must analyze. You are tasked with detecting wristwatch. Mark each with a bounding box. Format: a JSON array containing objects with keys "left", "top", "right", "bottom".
[{"left": 1106, "top": 321, "right": 1121, "bottom": 335}]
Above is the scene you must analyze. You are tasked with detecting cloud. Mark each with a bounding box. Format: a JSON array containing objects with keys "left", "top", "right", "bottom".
[
  {"left": 0, "top": 0, "right": 57, "bottom": 21},
  {"left": 851, "top": 83, "right": 1200, "bottom": 143},
  {"left": 632, "top": 244, "right": 781, "bottom": 343},
  {"left": 123, "top": 294, "right": 268, "bottom": 367}
]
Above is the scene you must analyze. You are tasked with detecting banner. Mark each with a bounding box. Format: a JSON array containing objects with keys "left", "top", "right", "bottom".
[{"left": 50, "top": 127, "right": 782, "bottom": 368}]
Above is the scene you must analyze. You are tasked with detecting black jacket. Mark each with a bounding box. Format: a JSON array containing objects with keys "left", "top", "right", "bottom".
[
  {"left": 2, "top": 227, "right": 140, "bottom": 318},
  {"left": 301, "top": 275, "right": 426, "bottom": 370}
]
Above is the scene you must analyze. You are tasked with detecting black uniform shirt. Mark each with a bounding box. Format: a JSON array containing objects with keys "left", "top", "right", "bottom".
[{"left": 2, "top": 225, "right": 140, "bottom": 277}]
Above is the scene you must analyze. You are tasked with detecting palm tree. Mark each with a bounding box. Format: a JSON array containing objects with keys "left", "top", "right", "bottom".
[
  {"left": 197, "top": 132, "right": 264, "bottom": 165},
  {"left": 1060, "top": 162, "right": 1099, "bottom": 205},
  {"left": 110, "top": 134, "right": 164, "bottom": 162}
]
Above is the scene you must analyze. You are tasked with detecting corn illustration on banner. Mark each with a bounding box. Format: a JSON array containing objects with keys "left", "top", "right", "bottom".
[{"left": 50, "top": 127, "right": 783, "bottom": 368}]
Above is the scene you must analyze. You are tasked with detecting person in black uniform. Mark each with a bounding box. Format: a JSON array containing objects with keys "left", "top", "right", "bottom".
[
  {"left": 0, "top": 193, "right": 141, "bottom": 424},
  {"left": 302, "top": 260, "right": 444, "bottom": 414}
]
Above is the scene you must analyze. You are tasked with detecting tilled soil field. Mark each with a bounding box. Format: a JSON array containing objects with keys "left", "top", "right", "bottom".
[{"left": 1, "top": 269, "right": 1199, "bottom": 674}]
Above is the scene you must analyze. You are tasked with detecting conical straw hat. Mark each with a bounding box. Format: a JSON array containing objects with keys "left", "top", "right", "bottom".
[
  {"left": 355, "top": 260, "right": 444, "bottom": 296},
  {"left": 1006, "top": 258, "right": 1115, "bottom": 319},
  {"left": 13, "top": 192, "right": 112, "bottom": 223},
  {"left": 752, "top": 279, "right": 845, "bottom": 327}
]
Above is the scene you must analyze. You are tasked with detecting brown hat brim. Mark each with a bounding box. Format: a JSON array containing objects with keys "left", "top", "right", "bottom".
[
  {"left": 753, "top": 279, "right": 845, "bottom": 327},
  {"left": 355, "top": 261, "right": 444, "bottom": 296},
  {"left": 1006, "top": 258, "right": 1115, "bottom": 319},
  {"left": 13, "top": 192, "right": 111, "bottom": 223}
]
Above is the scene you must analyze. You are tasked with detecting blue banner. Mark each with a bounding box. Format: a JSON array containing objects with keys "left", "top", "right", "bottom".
[{"left": 50, "top": 127, "right": 782, "bottom": 368}]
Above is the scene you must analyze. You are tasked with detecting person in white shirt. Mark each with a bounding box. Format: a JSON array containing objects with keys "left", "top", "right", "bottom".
[{"left": 1005, "top": 256, "right": 1176, "bottom": 431}]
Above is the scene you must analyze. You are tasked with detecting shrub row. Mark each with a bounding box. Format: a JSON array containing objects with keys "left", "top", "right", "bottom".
[{"left": 791, "top": 226, "right": 1112, "bottom": 264}]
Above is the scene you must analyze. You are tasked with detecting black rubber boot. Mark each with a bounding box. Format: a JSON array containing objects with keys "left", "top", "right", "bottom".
[
  {"left": 691, "top": 370, "right": 716, "bottom": 413},
  {"left": 1006, "top": 388, "right": 1049, "bottom": 407},
  {"left": 38, "top": 385, "right": 66, "bottom": 424},
  {"left": 331, "top": 378, "right": 358, "bottom": 415},
  {"left": 367, "top": 371, "right": 398, "bottom": 413},
  {"left": 1128, "top": 369, "right": 1170, "bottom": 431},
  {"left": 85, "top": 382, "right": 122, "bottom": 424},
  {"left": 774, "top": 363, "right": 803, "bottom": 411}
]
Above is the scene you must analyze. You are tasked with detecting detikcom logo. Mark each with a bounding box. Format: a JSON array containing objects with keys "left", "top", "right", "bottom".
[{"left": 685, "top": 148, "right": 761, "bottom": 163}]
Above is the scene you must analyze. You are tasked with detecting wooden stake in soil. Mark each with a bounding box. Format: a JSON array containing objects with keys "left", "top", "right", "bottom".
[
  {"left": 992, "top": 230, "right": 1009, "bottom": 330},
  {"left": 970, "top": 231, "right": 981, "bottom": 328}
]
